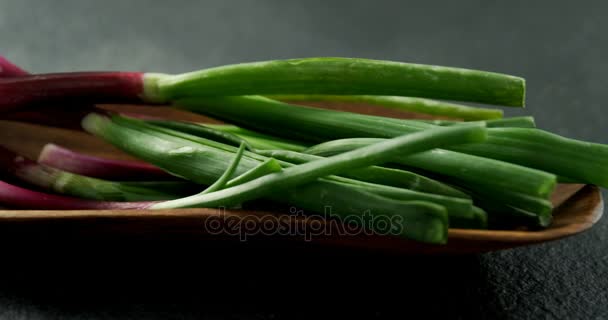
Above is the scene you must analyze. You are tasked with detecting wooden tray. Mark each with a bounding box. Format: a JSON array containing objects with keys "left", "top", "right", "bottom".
[{"left": 0, "top": 103, "right": 603, "bottom": 254}]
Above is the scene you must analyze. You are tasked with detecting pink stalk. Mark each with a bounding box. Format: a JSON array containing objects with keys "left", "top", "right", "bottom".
[
  {"left": 0, "top": 55, "right": 28, "bottom": 77},
  {"left": 0, "top": 56, "right": 99, "bottom": 128},
  {"left": 38, "top": 143, "right": 173, "bottom": 180},
  {"left": 0, "top": 56, "right": 165, "bottom": 128},
  {"left": 0, "top": 72, "right": 148, "bottom": 112},
  {"left": 0, "top": 57, "right": 166, "bottom": 208},
  {"left": 0, "top": 57, "right": 171, "bottom": 181},
  {"left": 0, "top": 179, "right": 154, "bottom": 209}
]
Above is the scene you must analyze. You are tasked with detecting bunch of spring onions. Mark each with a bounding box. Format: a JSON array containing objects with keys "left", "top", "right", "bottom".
[{"left": 0, "top": 56, "right": 606, "bottom": 244}]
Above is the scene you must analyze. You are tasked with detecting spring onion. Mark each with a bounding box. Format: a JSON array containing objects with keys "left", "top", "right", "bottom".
[
  {"left": 0, "top": 179, "right": 154, "bottom": 210},
  {"left": 160, "top": 57, "right": 525, "bottom": 106},
  {"left": 127, "top": 118, "right": 487, "bottom": 227},
  {"left": 185, "top": 123, "right": 308, "bottom": 151},
  {"left": 0, "top": 56, "right": 100, "bottom": 128},
  {"left": 84, "top": 114, "right": 490, "bottom": 239},
  {"left": 176, "top": 95, "right": 608, "bottom": 188},
  {"left": 256, "top": 149, "right": 469, "bottom": 199},
  {"left": 175, "top": 97, "right": 556, "bottom": 197},
  {"left": 0, "top": 57, "right": 525, "bottom": 113},
  {"left": 124, "top": 117, "right": 473, "bottom": 202},
  {"left": 0, "top": 72, "right": 168, "bottom": 112},
  {"left": 451, "top": 128, "right": 608, "bottom": 188},
  {"left": 38, "top": 143, "right": 175, "bottom": 180},
  {"left": 324, "top": 177, "right": 486, "bottom": 228},
  {"left": 268, "top": 94, "right": 504, "bottom": 120},
  {"left": 200, "top": 143, "right": 246, "bottom": 194},
  {"left": 0, "top": 146, "right": 194, "bottom": 201},
  {"left": 304, "top": 138, "right": 555, "bottom": 198},
  {"left": 149, "top": 123, "right": 487, "bottom": 212}
]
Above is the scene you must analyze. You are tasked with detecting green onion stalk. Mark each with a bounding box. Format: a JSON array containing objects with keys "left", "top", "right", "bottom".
[
  {"left": 174, "top": 96, "right": 557, "bottom": 196},
  {"left": 0, "top": 57, "right": 525, "bottom": 113},
  {"left": 0, "top": 146, "right": 196, "bottom": 201},
  {"left": 174, "top": 95, "right": 608, "bottom": 188},
  {"left": 141, "top": 119, "right": 468, "bottom": 199},
  {"left": 267, "top": 94, "right": 504, "bottom": 120},
  {"left": 83, "top": 113, "right": 490, "bottom": 243}
]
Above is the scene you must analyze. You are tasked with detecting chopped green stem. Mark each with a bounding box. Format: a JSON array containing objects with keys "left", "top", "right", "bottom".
[
  {"left": 451, "top": 128, "right": 608, "bottom": 188},
  {"left": 268, "top": 94, "right": 503, "bottom": 120},
  {"left": 305, "top": 138, "right": 556, "bottom": 198},
  {"left": 324, "top": 177, "right": 486, "bottom": 228},
  {"left": 150, "top": 123, "right": 487, "bottom": 209},
  {"left": 201, "top": 143, "right": 246, "bottom": 194},
  {"left": 256, "top": 149, "right": 469, "bottom": 199},
  {"left": 276, "top": 183, "right": 450, "bottom": 244},
  {"left": 119, "top": 116, "right": 475, "bottom": 207},
  {"left": 480, "top": 200, "right": 553, "bottom": 229},
  {"left": 441, "top": 177, "right": 553, "bottom": 218},
  {"left": 180, "top": 96, "right": 608, "bottom": 190},
  {"left": 159, "top": 57, "right": 525, "bottom": 106},
  {"left": 83, "top": 113, "right": 455, "bottom": 243},
  {"left": 175, "top": 95, "right": 434, "bottom": 142}
]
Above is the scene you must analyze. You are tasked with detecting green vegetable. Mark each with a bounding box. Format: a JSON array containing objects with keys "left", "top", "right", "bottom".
[
  {"left": 8, "top": 164, "right": 194, "bottom": 201},
  {"left": 416, "top": 116, "right": 536, "bottom": 128},
  {"left": 257, "top": 149, "right": 469, "bottom": 199},
  {"left": 452, "top": 128, "right": 608, "bottom": 188},
  {"left": 201, "top": 143, "right": 246, "bottom": 194},
  {"left": 268, "top": 94, "right": 504, "bottom": 120},
  {"left": 0, "top": 145, "right": 194, "bottom": 201},
  {"left": 325, "top": 177, "right": 486, "bottom": 228},
  {"left": 203, "top": 124, "right": 309, "bottom": 151},
  {"left": 143, "top": 117, "right": 462, "bottom": 198},
  {"left": 305, "top": 138, "right": 555, "bottom": 198},
  {"left": 278, "top": 183, "right": 451, "bottom": 244},
  {"left": 150, "top": 123, "right": 488, "bottom": 209},
  {"left": 176, "top": 95, "right": 608, "bottom": 189},
  {"left": 175, "top": 95, "right": 434, "bottom": 142},
  {"left": 226, "top": 158, "right": 283, "bottom": 188},
  {"left": 84, "top": 113, "right": 489, "bottom": 243},
  {"left": 135, "top": 119, "right": 481, "bottom": 222},
  {"left": 147, "top": 120, "right": 307, "bottom": 152},
  {"left": 157, "top": 57, "right": 525, "bottom": 106}
]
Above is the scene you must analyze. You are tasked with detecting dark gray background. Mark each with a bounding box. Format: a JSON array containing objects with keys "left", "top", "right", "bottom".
[{"left": 1, "top": 0, "right": 607, "bottom": 319}]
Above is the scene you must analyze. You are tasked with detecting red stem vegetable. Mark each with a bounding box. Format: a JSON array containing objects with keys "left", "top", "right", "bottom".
[
  {"left": 0, "top": 179, "right": 153, "bottom": 209},
  {"left": 38, "top": 143, "right": 172, "bottom": 180},
  {"left": 0, "top": 55, "right": 27, "bottom": 77}
]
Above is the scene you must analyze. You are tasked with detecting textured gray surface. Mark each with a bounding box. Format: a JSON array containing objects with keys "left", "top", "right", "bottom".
[{"left": 1, "top": 0, "right": 607, "bottom": 319}]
